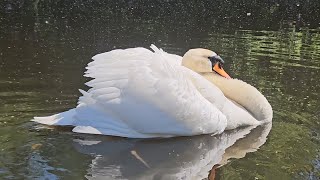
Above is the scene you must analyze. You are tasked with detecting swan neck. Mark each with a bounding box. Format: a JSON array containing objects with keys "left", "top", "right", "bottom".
[{"left": 204, "top": 73, "right": 273, "bottom": 122}]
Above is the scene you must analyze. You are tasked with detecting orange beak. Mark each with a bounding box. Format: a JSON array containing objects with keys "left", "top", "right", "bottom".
[{"left": 213, "top": 63, "right": 231, "bottom": 79}]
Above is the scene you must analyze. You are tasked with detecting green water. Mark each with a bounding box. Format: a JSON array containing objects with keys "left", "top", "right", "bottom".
[{"left": 0, "top": 1, "right": 319, "bottom": 180}]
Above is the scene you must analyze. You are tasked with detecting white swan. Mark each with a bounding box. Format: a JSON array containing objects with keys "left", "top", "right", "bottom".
[{"left": 33, "top": 45, "right": 272, "bottom": 138}]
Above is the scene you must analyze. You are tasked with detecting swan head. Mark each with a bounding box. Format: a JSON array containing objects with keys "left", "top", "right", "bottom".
[{"left": 182, "top": 48, "right": 231, "bottom": 79}]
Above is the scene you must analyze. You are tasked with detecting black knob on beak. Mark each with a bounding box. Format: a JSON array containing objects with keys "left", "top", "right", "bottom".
[{"left": 209, "top": 55, "right": 225, "bottom": 65}]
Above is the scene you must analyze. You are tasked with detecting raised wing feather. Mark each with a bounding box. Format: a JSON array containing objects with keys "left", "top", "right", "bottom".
[{"left": 75, "top": 45, "right": 227, "bottom": 137}]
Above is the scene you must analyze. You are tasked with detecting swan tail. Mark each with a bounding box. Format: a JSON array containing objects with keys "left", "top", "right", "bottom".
[{"left": 32, "top": 109, "right": 76, "bottom": 126}]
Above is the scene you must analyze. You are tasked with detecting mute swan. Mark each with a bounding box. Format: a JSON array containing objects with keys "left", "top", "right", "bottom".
[{"left": 33, "top": 45, "right": 272, "bottom": 138}]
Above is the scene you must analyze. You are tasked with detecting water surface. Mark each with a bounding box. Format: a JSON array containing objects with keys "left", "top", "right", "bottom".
[{"left": 0, "top": 1, "right": 319, "bottom": 179}]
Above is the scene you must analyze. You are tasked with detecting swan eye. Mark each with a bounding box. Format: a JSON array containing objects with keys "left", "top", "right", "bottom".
[{"left": 208, "top": 55, "right": 224, "bottom": 69}]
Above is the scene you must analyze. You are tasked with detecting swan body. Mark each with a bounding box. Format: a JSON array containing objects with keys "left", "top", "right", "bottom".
[{"left": 33, "top": 45, "right": 272, "bottom": 138}]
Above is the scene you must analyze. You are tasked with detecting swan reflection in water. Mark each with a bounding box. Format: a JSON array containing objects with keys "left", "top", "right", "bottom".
[{"left": 73, "top": 123, "right": 272, "bottom": 180}]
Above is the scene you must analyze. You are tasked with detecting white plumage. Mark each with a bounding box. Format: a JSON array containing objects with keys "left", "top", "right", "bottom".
[{"left": 33, "top": 45, "right": 272, "bottom": 138}]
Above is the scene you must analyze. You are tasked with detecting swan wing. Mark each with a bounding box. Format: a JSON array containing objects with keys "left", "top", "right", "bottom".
[{"left": 75, "top": 45, "right": 227, "bottom": 137}]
